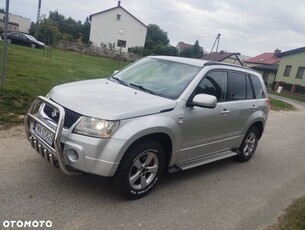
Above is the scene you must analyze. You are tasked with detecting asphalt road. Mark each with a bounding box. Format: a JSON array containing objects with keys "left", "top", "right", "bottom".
[{"left": 1, "top": 97, "right": 305, "bottom": 230}]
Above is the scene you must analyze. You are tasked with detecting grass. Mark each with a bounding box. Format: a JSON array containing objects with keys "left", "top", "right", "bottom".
[
  {"left": 0, "top": 42, "right": 129, "bottom": 128},
  {"left": 268, "top": 90, "right": 305, "bottom": 103},
  {"left": 269, "top": 97, "right": 296, "bottom": 111},
  {"left": 269, "top": 197, "right": 305, "bottom": 230}
]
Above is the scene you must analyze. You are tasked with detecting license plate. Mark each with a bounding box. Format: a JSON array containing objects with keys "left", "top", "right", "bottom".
[{"left": 34, "top": 123, "right": 54, "bottom": 146}]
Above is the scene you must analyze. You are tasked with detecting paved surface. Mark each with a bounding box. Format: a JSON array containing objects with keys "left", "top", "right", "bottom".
[{"left": 1, "top": 98, "right": 305, "bottom": 230}]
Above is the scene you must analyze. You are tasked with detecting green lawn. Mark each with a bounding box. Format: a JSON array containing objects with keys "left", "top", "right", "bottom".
[
  {"left": 268, "top": 90, "right": 305, "bottom": 103},
  {"left": 269, "top": 197, "right": 305, "bottom": 230},
  {"left": 0, "top": 42, "right": 129, "bottom": 128},
  {"left": 269, "top": 97, "right": 296, "bottom": 111}
]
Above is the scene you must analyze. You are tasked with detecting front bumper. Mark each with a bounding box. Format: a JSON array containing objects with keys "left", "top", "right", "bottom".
[{"left": 24, "top": 96, "right": 124, "bottom": 177}]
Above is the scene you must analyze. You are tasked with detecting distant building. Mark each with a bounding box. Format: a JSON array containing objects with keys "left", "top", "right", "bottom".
[
  {"left": 176, "top": 42, "right": 203, "bottom": 53},
  {"left": 201, "top": 51, "right": 243, "bottom": 66},
  {"left": 0, "top": 13, "right": 31, "bottom": 33},
  {"left": 89, "top": 1, "right": 147, "bottom": 52},
  {"left": 244, "top": 50, "right": 281, "bottom": 88},
  {"left": 274, "top": 46, "right": 305, "bottom": 95}
]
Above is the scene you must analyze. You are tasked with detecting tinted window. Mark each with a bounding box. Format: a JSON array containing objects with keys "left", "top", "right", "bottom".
[
  {"left": 246, "top": 76, "right": 254, "bottom": 99},
  {"left": 230, "top": 72, "right": 246, "bottom": 100},
  {"left": 197, "top": 71, "right": 228, "bottom": 102},
  {"left": 251, "top": 75, "right": 265, "bottom": 98}
]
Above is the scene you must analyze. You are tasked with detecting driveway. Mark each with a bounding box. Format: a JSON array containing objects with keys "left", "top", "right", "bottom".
[{"left": 1, "top": 100, "right": 305, "bottom": 230}]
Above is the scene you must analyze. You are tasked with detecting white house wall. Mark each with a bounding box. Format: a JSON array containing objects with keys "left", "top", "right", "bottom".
[
  {"left": 90, "top": 8, "right": 147, "bottom": 52},
  {"left": 0, "top": 13, "right": 31, "bottom": 33}
]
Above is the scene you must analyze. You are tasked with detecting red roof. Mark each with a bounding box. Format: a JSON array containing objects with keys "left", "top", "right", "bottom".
[
  {"left": 245, "top": 52, "right": 280, "bottom": 65},
  {"left": 176, "top": 42, "right": 193, "bottom": 50}
]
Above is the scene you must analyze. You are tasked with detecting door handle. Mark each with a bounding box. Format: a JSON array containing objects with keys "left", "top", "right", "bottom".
[
  {"left": 221, "top": 109, "right": 230, "bottom": 115},
  {"left": 252, "top": 105, "right": 258, "bottom": 111}
]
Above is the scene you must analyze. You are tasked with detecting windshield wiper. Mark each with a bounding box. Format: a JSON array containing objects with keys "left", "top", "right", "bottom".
[
  {"left": 110, "top": 76, "right": 128, "bottom": 86},
  {"left": 130, "top": 83, "right": 156, "bottom": 95}
]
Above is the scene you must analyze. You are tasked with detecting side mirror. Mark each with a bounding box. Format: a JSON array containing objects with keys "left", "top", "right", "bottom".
[{"left": 192, "top": 94, "right": 217, "bottom": 108}]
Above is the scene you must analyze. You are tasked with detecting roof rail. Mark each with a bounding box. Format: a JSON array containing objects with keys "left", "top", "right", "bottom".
[{"left": 203, "top": 61, "right": 257, "bottom": 72}]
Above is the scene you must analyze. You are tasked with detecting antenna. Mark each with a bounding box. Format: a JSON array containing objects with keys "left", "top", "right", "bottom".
[{"left": 207, "top": 33, "right": 221, "bottom": 60}]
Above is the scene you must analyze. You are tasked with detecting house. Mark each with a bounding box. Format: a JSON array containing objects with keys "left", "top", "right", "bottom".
[
  {"left": 176, "top": 42, "right": 203, "bottom": 53},
  {"left": 274, "top": 46, "right": 305, "bottom": 95},
  {"left": 201, "top": 51, "right": 243, "bottom": 66},
  {"left": 244, "top": 49, "right": 281, "bottom": 88},
  {"left": 0, "top": 13, "right": 31, "bottom": 33},
  {"left": 89, "top": 1, "right": 147, "bottom": 52}
]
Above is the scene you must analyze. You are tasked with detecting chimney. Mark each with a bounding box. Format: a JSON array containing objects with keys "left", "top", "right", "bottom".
[
  {"left": 118, "top": 1, "right": 121, "bottom": 6},
  {"left": 274, "top": 48, "right": 281, "bottom": 57}
]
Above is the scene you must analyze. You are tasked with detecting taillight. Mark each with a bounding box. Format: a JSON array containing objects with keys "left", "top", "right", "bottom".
[{"left": 267, "top": 98, "right": 271, "bottom": 113}]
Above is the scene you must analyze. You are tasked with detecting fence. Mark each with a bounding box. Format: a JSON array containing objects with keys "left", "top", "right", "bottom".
[{"left": 56, "top": 40, "right": 139, "bottom": 61}]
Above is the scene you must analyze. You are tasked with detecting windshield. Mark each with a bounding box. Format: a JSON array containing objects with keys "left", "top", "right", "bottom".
[
  {"left": 112, "top": 57, "right": 201, "bottom": 99},
  {"left": 26, "top": 35, "right": 37, "bottom": 41}
]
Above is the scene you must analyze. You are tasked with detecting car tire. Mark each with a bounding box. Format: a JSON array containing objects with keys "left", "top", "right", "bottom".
[
  {"left": 31, "top": 43, "right": 36, "bottom": 48},
  {"left": 235, "top": 126, "right": 259, "bottom": 162},
  {"left": 115, "top": 139, "right": 166, "bottom": 199},
  {"left": 7, "top": 38, "right": 12, "bottom": 44}
]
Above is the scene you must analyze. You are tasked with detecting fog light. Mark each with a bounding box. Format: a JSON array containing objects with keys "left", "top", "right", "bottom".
[{"left": 67, "top": 149, "right": 79, "bottom": 162}]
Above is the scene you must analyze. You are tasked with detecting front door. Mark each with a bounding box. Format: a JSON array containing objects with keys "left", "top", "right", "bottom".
[{"left": 178, "top": 70, "right": 230, "bottom": 163}]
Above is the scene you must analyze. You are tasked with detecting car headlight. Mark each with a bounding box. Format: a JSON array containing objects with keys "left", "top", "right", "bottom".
[{"left": 74, "top": 117, "right": 119, "bottom": 138}]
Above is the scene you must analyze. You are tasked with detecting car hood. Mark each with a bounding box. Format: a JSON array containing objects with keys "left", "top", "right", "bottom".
[
  {"left": 35, "top": 40, "right": 45, "bottom": 46},
  {"left": 49, "top": 79, "right": 177, "bottom": 120}
]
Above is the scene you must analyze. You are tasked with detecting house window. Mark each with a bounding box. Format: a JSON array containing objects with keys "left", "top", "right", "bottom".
[
  {"left": 117, "top": 39, "right": 127, "bottom": 48},
  {"left": 283, "top": 65, "right": 292, "bottom": 77},
  {"left": 296, "top": 67, "right": 305, "bottom": 79},
  {"left": 116, "top": 14, "right": 121, "bottom": 21}
]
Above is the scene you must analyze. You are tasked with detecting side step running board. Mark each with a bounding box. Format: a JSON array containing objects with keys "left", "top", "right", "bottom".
[{"left": 168, "top": 150, "right": 238, "bottom": 173}]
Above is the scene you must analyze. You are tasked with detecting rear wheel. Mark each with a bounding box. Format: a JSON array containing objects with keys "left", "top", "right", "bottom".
[
  {"left": 115, "top": 140, "right": 166, "bottom": 199},
  {"left": 236, "top": 126, "right": 259, "bottom": 162},
  {"left": 31, "top": 43, "right": 36, "bottom": 48},
  {"left": 7, "top": 38, "right": 12, "bottom": 44}
]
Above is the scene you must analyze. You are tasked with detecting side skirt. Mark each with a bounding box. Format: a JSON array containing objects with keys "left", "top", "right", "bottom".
[{"left": 168, "top": 150, "right": 238, "bottom": 173}]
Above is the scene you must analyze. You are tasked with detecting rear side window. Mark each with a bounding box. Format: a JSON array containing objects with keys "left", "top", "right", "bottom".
[
  {"left": 196, "top": 71, "right": 228, "bottom": 102},
  {"left": 250, "top": 75, "right": 265, "bottom": 98},
  {"left": 229, "top": 72, "right": 247, "bottom": 100},
  {"left": 246, "top": 76, "right": 254, "bottom": 99}
]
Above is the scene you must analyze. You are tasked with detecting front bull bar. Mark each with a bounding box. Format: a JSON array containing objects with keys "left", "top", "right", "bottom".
[{"left": 24, "top": 96, "right": 80, "bottom": 175}]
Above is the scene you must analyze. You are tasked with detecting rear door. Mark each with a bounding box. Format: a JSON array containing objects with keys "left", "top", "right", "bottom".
[{"left": 220, "top": 71, "right": 257, "bottom": 149}]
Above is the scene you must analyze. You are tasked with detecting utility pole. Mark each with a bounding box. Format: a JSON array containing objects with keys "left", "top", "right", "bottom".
[
  {"left": 207, "top": 33, "right": 221, "bottom": 60},
  {"left": 35, "top": 0, "right": 41, "bottom": 38},
  {"left": 1, "top": 0, "right": 9, "bottom": 91}
]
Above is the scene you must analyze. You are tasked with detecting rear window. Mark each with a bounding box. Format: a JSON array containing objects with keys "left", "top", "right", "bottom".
[
  {"left": 229, "top": 72, "right": 247, "bottom": 100},
  {"left": 250, "top": 75, "right": 265, "bottom": 98}
]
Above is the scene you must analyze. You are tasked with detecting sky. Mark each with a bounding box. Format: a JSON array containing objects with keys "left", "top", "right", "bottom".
[{"left": 2, "top": 0, "right": 305, "bottom": 56}]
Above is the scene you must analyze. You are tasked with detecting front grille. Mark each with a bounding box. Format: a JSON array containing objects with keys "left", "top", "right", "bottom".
[{"left": 43, "top": 104, "right": 82, "bottom": 129}]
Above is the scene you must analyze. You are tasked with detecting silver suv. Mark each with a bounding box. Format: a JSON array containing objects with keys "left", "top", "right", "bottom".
[{"left": 25, "top": 56, "right": 269, "bottom": 199}]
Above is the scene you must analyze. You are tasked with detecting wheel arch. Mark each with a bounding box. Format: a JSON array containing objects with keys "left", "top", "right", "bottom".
[
  {"left": 249, "top": 121, "right": 264, "bottom": 139},
  {"left": 115, "top": 132, "right": 173, "bottom": 175}
]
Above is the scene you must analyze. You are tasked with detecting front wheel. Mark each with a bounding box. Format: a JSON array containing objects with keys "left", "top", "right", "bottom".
[
  {"left": 235, "top": 126, "right": 259, "bottom": 162},
  {"left": 115, "top": 140, "right": 166, "bottom": 199},
  {"left": 30, "top": 43, "right": 36, "bottom": 48}
]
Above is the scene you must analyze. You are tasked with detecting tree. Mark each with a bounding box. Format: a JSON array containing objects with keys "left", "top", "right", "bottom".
[
  {"left": 29, "top": 11, "right": 91, "bottom": 45},
  {"left": 179, "top": 40, "right": 204, "bottom": 58},
  {"left": 144, "top": 24, "right": 170, "bottom": 53},
  {"left": 192, "top": 40, "right": 204, "bottom": 58},
  {"left": 38, "top": 16, "right": 61, "bottom": 44}
]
